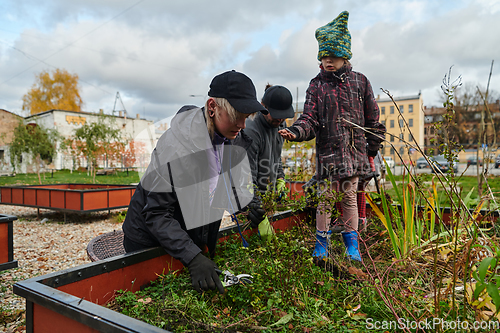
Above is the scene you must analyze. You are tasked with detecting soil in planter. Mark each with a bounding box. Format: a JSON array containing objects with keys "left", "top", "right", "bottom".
[{"left": 109, "top": 225, "right": 363, "bottom": 332}]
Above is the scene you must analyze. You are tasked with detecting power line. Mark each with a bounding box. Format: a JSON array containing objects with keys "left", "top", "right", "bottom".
[
  {"left": 0, "top": 39, "right": 112, "bottom": 96},
  {"left": 0, "top": 0, "right": 146, "bottom": 86},
  {"left": 0, "top": 27, "right": 191, "bottom": 74}
]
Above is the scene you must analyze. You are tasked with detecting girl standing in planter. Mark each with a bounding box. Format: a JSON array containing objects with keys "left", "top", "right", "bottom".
[{"left": 279, "top": 11, "right": 385, "bottom": 261}]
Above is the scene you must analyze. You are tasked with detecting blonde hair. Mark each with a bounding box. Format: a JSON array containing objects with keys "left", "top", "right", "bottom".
[{"left": 205, "top": 97, "right": 256, "bottom": 139}]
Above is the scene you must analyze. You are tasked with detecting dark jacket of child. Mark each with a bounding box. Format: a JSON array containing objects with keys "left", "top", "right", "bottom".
[
  {"left": 288, "top": 64, "right": 385, "bottom": 180},
  {"left": 245, "top": 112, "right": 286, "bottom": 193}
]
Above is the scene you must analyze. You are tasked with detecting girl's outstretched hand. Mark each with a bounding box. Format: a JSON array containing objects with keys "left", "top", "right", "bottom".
[{"left": 278, "top": 128, "right": 296, "bottom": 140}]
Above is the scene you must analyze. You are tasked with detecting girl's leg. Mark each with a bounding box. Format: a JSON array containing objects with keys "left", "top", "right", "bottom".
[
  {"left": 339, "top": 177, "right": 359, "bottom": 231},
  {"left": 316, "top": 180, "right": 336, "bottom": 232},
  {"left": 332, "top": 178, "right": 367, "bottom": 233},
  {"left": 313, "top": 180, "right": 336, "bottom": 259},
  {"left": 340, "top": 176, "right": 362, "bottom": 261}
]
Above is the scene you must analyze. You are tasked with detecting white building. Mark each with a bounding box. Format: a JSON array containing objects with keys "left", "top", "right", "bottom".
[{"left": 25, "top": 109, "right": 155, "bottom": 171}]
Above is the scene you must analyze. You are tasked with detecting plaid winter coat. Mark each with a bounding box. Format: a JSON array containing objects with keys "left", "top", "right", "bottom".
[{"left": 289, "top": 64, "right": 385, "bottom": 180}]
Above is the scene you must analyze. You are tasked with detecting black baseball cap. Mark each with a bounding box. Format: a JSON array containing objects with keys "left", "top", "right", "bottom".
[
  {"left": 208, "top": 70, "right": 268, "bottom": 114},
  {"left": 262, "top": 85, "right": 294, "bottom": 119}
]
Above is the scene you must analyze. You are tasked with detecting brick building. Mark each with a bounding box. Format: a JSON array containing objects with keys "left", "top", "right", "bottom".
[
  {"left": 422, "top": 101, "right": 500, "bottom": 162},
  {"left": 0, "top": 109, "right": 22, "bottom": 174}
]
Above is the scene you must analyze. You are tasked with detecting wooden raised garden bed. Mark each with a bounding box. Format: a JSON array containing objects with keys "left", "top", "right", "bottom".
[
  {"left": 0, "top": 213, "right": 17, "bottom": 272},
  {"left": 0, "top": 184, "right": 136, "bottom": 213},
  {"left": 13, "top": 209, "right": 311, "bottom": 333}
]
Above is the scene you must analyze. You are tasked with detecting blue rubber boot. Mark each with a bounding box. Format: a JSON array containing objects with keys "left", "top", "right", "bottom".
[
  {"left": 312, "top": 230, "right": 331, "bottom": 259},
  {"left": 341, "top": 231, "right": 361, "bottom": 262}
]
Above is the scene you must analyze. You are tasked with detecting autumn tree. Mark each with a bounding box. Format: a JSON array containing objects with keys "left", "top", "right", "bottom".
[
  {"left": 9, "top": 121, "right": 61, "bottom": 184},
  {"left": 22, "top": 68, "right": 83, "bottom": 115},
  {"left": 121, "top": 140, "right": 148, "bottom": 168},
  {"left": 69, "top": 115, "right": 125, "bottom": 183}
]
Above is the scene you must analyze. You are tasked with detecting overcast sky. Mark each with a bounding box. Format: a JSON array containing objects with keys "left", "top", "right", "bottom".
[{"left": 1, "top": 0, "right": 499, "bottom": 123}]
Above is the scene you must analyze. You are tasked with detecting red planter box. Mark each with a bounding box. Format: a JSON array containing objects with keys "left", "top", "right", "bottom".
[
  {"left": 0, "top": 214, "right": 17, "bottom": 272},
  {"left": 13, "top": 210, "right": 311, "bottom": 333},
  {"left": 0, "top": 184, "right": 136, "bottom": 213}
]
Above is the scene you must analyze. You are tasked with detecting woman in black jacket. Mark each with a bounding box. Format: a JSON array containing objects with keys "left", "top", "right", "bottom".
[{"left": 122, "top": 70, "right": 267, "bottom": 294}]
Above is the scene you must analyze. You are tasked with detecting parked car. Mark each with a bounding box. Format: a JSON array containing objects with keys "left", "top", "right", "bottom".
[
  {"left": 429, "top": 155, "right": 458, "bottom": 174},
  {"left": 416, "top": 156, "right": 430, "bottom": 169},
  {"left": 382, "top": 156, "right": 395, "bottom": 169},
  {"left": 466, "top": 155, "right": 482, "bottom": 166},
  {"left": 283, "top": 157, "right": 312, "bottom": 171},
  {"left": 495, "top": 154, "right": 500, "bottom": 169}
]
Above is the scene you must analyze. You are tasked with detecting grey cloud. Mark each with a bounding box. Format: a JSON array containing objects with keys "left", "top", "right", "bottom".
[{"left": 2, "top": 0, "right": 500, "bottom": 120}]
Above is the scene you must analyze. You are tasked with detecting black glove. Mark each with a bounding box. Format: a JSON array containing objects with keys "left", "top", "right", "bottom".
[
  {"left": 187, "top": 253, "right": 224, "bottom": 294},
  {"left": 367, "top": 140, "right": 381, "bottom": 157},
  {"left": 367, "top": 149, "right": 379, "bottom": 157},
  {"left": 247, "top": 201, "right": 266, "bottom": 228}
]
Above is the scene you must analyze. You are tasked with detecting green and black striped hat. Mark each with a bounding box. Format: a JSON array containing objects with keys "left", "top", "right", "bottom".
[{"left": 315, "top": 11, "right": 352, "bottom": 61}]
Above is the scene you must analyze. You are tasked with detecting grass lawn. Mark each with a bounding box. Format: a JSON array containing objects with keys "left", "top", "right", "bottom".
[
  {"left": 0, "top": 169, "right": 142, "bottom": 186},
  {"left": 384, "top": 173, "right": 500, "bottom": 209}
]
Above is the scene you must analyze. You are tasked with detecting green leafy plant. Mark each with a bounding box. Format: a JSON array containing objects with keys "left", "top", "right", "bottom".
[{"left": 366, "top": 162, "right": 446, "bottom": 259}]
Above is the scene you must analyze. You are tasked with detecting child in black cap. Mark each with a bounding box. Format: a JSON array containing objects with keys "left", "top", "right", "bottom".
[
  {"left": 244, "top": 84, "right": 295, "bottom": 241},
  {"left": 123, "top": 70, "right": 267, "bottom": 294}
]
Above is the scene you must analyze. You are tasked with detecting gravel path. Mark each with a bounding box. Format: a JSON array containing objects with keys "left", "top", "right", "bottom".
[{"left": 0, "top": 205, "right": 124, "bottom": 333}]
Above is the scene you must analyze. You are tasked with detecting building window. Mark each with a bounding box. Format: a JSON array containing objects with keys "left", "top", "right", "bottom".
[
  {"left": 400, "top": 105, "right": 404, "bottom": 113},
  {"left": 390, "top": 120, "right": 394, "bottom": 128},
  {"left": 399, "top": 147, "right": 404, "bottom": 155},
  {"left": 409, "top": 118, "right": 413, "bottom": 127},
  {"left": 409, "top": 104, "right": 413, "bottom": 113},
  {"left": 430, "top": 127, "right": 435, "bottom": 134},
  {"left": 390, "top": 106, "right": 394, "bottom": 114},
  {"left": 399, "top": 119, "right": 404, "bottom": 128},
  {"left": 390, "top": 148, "right": 395, "bottom": 155},
  {"left": 0, "top": 150, "right": 4, "bottom": 161},
  {"left": 390, "top": 135, "right": 395, "bottom": 142},
  {"left": 424, "top": 127, "right": 427, "bottom": 135},
  {"left": 382, "top": 120, "right": 386, "bottom": 126},
  {"left": 381, "top": 106, "right": 385, "bottom": 115},
  {"left": 399, "top": 133, "right": 404, "bottom": 141},
  {"left": 409, "top": 134, "right": 413, "bottom": 141}
]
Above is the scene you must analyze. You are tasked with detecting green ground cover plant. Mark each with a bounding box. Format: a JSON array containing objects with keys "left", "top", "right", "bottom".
[{"left": 109, "top": 225, "right": 394, "bottom": 332}]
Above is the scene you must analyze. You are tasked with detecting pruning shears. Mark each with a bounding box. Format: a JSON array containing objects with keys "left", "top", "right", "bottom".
[{"left": 215, "top": 269, "right": 253, "bottom": 287}]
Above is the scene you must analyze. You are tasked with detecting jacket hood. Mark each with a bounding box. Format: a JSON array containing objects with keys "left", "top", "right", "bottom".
[
  {"left": 140, "top": 106, "right": 253, "bottom": 230},
  {"left": 170, "top": 105, "right": 212, "bottom": 153}
]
